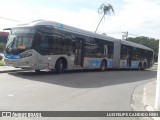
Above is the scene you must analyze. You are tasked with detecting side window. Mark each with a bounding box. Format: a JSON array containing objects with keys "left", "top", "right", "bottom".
[
  {"left": 36, "top": 33, "right": 44, "bottom": 51},
  {"left": 137, "top": 48, "right": 148, "bottom": 60},
  {"left": 84, "top": 38, "right": 90, "bottom": 57},
  {"left": 41, "top": 36, "right": 50, "bottom": 50},
  {"left": 52, "top": 35, "right": 62, "bottom": 54},
  {"left": 62, "top": 33, "right": 76, "bottom": 55},
  {"left": 62, "top": 32, "right": 76, "bottom": 55},
  {"left": 132, "top": 47, "right": 137, "bottom": 60},
  {"left": 148, "top": 50, "right": 153, "bottom": 59},
  {"left": 94, "top": 38, "right": 104, "bottom": 57},
  {"left": 36, "top": 31, "right": 77, "bottom": 55},
  {"left": 90, "top": 39, "right": 99, "bottom": 57},
  {"left": 84, "top": 38, "right": 114, "bottom": 58},
  {"left": 36, "top": 34, "right": 54, "bottom": 54},
  {"left": 120, "top": 45, "right": 128, "bottom": 59},
  {"left": 68, "top": 36, "right": 76, "bottom": 54},
  {"left": 107, "top": 41, "right": 114, "bottom": 59},
  {"left": 120, "top": 45, "right": 134, "bottom": 60}
]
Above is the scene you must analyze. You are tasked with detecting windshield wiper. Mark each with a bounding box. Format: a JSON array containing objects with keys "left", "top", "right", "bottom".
[{"left": 6, "top": 38, "right": 15, "bottom": 50}]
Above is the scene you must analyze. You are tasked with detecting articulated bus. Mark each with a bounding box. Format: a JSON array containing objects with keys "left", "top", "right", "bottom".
[{"left": 4, "top": 20, "right": 154, "bottom": 73}]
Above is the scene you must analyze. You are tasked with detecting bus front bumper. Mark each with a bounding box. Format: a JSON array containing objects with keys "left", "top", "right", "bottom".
[{"left": 4, "top": 57, "right": 33, "bottom": 69}]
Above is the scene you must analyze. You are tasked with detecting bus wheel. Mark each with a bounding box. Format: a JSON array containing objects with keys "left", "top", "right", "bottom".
[
  {"left": 138, "top": 63, "right": 142, "bottom": 70},
  {"left": 55, "top": 59, "right": 64, "bottom": 74},
  {"left": 35, "top": 70, "right": 40, "bottom": 72},
  {"left": 142, "top": 63, "right": 147, "bottom": 70},
  {"left": 100, "top": 60, "right": 107, "bottom": 72}
]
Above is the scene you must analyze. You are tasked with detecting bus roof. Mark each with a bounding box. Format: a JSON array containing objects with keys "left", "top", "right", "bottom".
[
  {"left": 16, "top": 20, "right": 117, "bottom": 42},
  {"left": 14, "top": 20, "right": 153, "bottom": 51},
  {"left": 121, "top": 40, "right": 153, "bottom": 51}
]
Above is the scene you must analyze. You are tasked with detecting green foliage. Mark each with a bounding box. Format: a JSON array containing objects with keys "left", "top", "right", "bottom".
[
  {"left": 126, "top": 37, "right": 159, "bottom": 61},
  {"left": 95, "top": 3, "right": 114, "bottom": 32},
  {"left": 98, "top": 3, "right": 114, "bottom": 15},
  {"left": 0, "top": 35, "right": 8, "bottom": 44},
  {"left": 0, "top": 60, "right": 4, "bottom": 66},
  {"left": 0, "top": 43, "right": 5, "bottom": 51}
]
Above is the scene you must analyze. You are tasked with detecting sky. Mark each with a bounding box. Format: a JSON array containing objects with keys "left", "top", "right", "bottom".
[{"left": 0, "top": 0, "right": 160, "bottom": 39}]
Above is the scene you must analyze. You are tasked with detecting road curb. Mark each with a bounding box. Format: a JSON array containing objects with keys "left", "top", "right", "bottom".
[
  {"left": 0, "top": 69, "right": 27, "bottom": 73},
  {"left": 143, "top": 81, "right": 160, "bottom": 120},
  {"left": 130, "top": 79, "right": 156, "bottom": 120},
  {"left": 143, "top": 81, "right": 155, "bottom": 109}
]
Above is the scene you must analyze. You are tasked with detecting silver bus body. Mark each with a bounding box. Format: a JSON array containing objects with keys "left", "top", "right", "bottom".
[{"left": 4, "top": 20, "right": 154, "bottom": 72}]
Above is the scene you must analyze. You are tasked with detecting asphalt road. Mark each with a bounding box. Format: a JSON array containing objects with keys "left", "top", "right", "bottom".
[{"left": 0, "top": 69, "right": 157, "bottom": 120}]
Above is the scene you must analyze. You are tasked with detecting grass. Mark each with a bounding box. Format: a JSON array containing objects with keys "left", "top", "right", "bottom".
[{"left": 0, "top": 60, "right": 5, "bottom": 66}]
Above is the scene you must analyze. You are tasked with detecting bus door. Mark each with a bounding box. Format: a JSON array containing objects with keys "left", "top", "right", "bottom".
[{"left": 74, "top": 38, "right": 84, "bottom": 67}]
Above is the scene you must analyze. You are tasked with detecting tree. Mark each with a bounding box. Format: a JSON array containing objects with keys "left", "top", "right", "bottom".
[
  {"left": 95, "top": 3, "right": 114, "bottom": 33},
  {"left": 0, "top": 43, "right": 5, "bottom": 51}
]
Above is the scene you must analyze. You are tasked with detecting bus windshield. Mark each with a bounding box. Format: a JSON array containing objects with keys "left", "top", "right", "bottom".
[{"left": 5, "top": 27, "right": 35, "bottom": 55}]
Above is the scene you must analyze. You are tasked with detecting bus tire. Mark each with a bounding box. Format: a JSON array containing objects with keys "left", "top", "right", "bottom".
[
  {"left": 142, "top": 62, "right": 147, "bottom": 70},
  {"left": 138, "top": 63, "right": 142, "bottom": 70},
  {"left": 100, "top": 60, "right": 107, "bottom": 72},
  {"left": 35, "top": 70, "right": 40, "bottom": 72},
  {"left": 55, "top": 59, "right": 64, "bottom": 74}
]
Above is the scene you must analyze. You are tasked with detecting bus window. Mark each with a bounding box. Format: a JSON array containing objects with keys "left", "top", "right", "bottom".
[
  {"left": 84, "top": 38, "right": 91, "bottom": 57},
  {"left": 37, "top": 35, "right": 50, "bottom": 55},
  {"left": 107, "top": 42, "right": 114, "bottom": 59}
]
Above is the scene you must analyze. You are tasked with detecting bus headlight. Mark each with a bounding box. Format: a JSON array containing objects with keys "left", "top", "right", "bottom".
[{"left": 21, "top": 51, "right": 32, "bottom": 58}]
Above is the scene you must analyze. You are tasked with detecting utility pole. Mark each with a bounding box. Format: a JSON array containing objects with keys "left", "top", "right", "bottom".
[
  {"left": 155, "top": 40, "right": 160, "bottom": 110},
  {"left": 122, "top": 31, "right": 128, "bottom": 40},
  {"left": 0, "top": 17, "right": 21, "bottom": 22}
]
